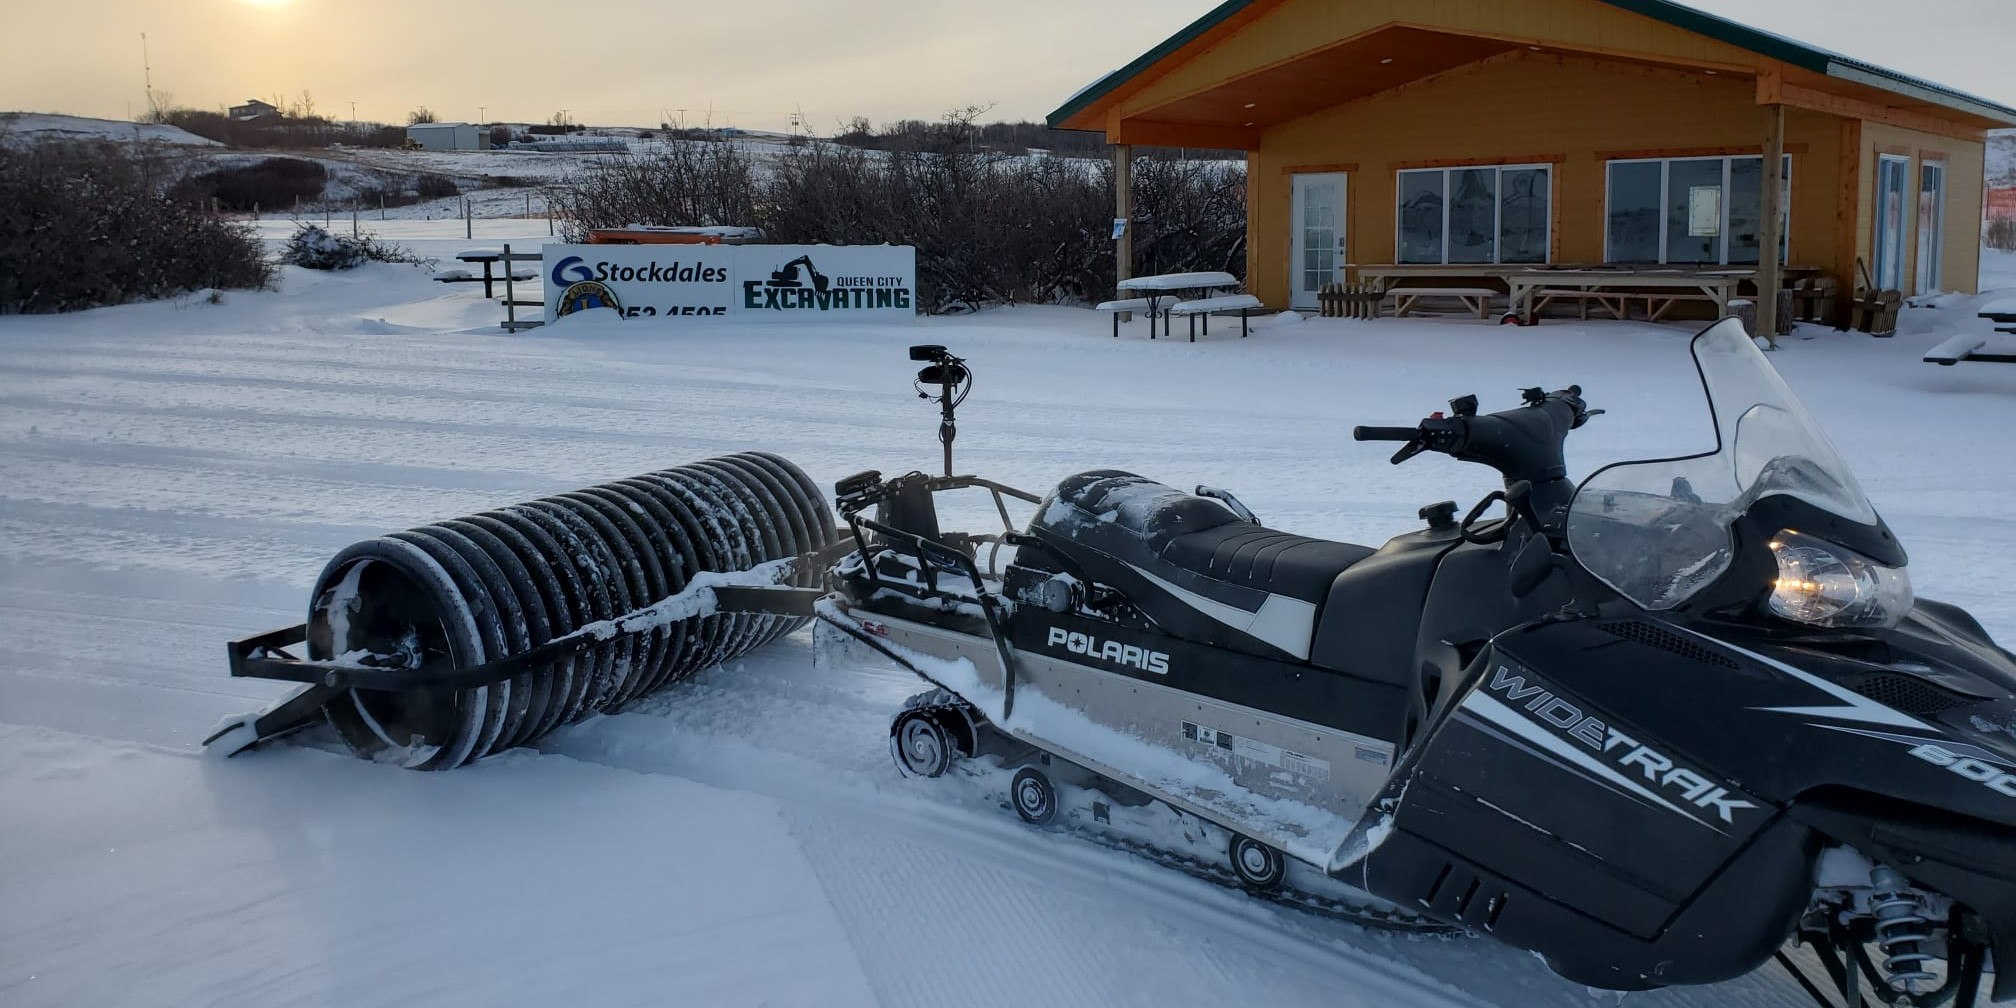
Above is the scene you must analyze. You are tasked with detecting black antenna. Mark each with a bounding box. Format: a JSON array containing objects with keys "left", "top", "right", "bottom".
[{"left": 909, "top": 345, "right": 970, "bottom": 477}]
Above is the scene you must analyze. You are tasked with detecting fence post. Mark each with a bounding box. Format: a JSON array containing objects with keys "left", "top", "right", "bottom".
[
  {"left": 503, "top": 243, "right": 516, "bottom": 331},
  {"left": 464, "top": 198, "right": 472, "bottom": 239},
  {"left": 380, "top": 193, "right": 386, "bottom": 220},
  {"left": 352, "top": 204, "right": 359, "bottom": 239}
]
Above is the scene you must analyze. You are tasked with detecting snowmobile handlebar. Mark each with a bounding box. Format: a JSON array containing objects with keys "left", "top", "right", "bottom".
[
  {"left": 1351, "top": 426, "right": 1421, "bottom": 442},
  {"left": 1354, "top": 387, "right": 1601, "bottom": 521}
]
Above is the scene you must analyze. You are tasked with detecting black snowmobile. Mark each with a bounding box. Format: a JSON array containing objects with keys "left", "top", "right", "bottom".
[
  {"left": 212, "top": 318, "right": 2015, "bottom": 1005},
  {"left": 815, "top": 322, "right": 2016, "bottom": 1005}
]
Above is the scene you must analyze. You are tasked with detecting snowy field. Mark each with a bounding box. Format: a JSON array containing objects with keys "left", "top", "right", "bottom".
[{"left": 3, "top": 223, "right": 2015, "bottom": 1008}]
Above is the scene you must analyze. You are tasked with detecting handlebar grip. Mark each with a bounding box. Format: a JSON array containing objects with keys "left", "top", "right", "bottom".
[{"left": 1353, "top": 426, "right": 1420, "bottom": 442}]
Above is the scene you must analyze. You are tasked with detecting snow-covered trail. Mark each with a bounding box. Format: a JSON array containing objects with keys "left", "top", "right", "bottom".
[{"left": 2, "top": 253, "right": 2013, "bottom": 1007}]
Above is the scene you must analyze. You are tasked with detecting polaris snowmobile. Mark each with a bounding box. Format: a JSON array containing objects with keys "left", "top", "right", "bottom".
[
  {"left": 211, "top": 319, "right": 2016, "bottom": 1006},
  {"left": 813, "top": 325, "right": 2016, "bottom": 1006}
]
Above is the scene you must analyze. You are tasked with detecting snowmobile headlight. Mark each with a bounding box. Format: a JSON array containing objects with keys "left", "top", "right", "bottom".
[{"left": 1767, "top": 530, "right": 1912, "bottom": 629}]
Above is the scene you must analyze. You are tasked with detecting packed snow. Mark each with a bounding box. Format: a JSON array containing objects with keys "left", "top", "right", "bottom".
[{"left": 3, "top": 220, "right": 2014, "bottom": 1008}]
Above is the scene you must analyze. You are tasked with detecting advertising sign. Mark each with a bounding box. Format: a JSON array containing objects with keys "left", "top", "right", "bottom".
[{"left": 543, "top": 244, "right": 918, "bottom": 322}]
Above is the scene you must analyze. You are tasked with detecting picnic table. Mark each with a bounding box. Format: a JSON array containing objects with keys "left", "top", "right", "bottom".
[
  {"left": 1509, "top": 268, "right": 1749, "bottom": 325},
  {"left": 1100, "top": 271, "right": 1242, "bottom": 340},
  {"left": 1928, "top": 300, "right": 2016, "bottom": 365},
  {"left": 444, "top": 247, "right": 542, "bottom": 299}
]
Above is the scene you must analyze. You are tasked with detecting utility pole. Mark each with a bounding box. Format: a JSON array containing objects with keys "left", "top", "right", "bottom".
[
  {"left": 349, "top": 100, "right": 357, "bottom": 122},
  {"left": 478, "top": 105, "right": 486, "bottom": 124},
  {"left": 676, "top": 108, "right": 687, "bottom": 130}
]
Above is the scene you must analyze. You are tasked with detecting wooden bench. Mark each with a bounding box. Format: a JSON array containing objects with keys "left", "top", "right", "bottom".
[
  {"left": 1168, "top": 294, "right": 1265, "bottom": 341},
  {"left": 1529, "top": 288, "right": 1630, "bottom": 321},
  {"left": 1095, "top": 297, "right": 1160, "bottom": 338},
  {"left": 1385, "top": 287, "right": 1497, "bottom": 319}
]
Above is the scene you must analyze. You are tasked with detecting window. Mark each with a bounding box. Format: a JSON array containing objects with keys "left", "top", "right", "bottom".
[
  {"left": 1873, "top": 154, "right": 1910, "bottom": 291},
  {"left": 1396, "top": 164, "right": 1551, "bottom": 264},
  {"left": 1916, "top": 161, "right": 1947, "bottom": 293},
  {"left": 1604, "top": 156, "right": 1791, "bottom": 265}
]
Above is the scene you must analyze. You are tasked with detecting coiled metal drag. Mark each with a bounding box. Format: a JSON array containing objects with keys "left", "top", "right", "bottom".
[{"left": 211, "top": 452, "right": 835, "bottom": 769}]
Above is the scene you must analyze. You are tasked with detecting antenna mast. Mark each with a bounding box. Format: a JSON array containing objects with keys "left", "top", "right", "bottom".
[{"left": 141, "top": 33, "right": 154, "bottom": 119}]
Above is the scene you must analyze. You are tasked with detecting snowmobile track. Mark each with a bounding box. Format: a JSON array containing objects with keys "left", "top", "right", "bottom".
[{"left": 540, "top": 718, "right": 1491, "bottom": 1008}]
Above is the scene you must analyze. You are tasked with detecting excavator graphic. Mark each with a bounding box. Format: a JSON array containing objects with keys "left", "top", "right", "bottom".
[{"left": 767, "top": 255, "right": 830, "bottom": 294}]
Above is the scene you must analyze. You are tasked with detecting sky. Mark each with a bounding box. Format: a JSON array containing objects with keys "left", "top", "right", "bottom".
[{"left": 2, "top": 0, "right": 2013, "bottom": 132}]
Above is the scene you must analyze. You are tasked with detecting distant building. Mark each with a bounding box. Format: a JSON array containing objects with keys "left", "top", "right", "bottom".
[
  {"left": 406, "top": 123, "right": 482, "bottom": 151},
  {"left": 229, "top": 99, "right": 280, "bottom": 121}
]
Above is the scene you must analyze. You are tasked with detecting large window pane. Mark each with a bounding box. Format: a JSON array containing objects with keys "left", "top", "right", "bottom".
[
  {"left": 1606, "top": 162, "right": 1662, "bottom": 262},
  {"left": 1398, "top": 172, "right": 1444, "bottom": 264},
  {"left": 1448, "top": 168, "right": 1497, "bottom": 263},
  {"left": 1500, "top": 168, "right": 1549, "bottom": 264},
  {"left": 1665, "top": 159, "right": 1722, "bottom": 263},
  {"left": 1726, "top": 156, "right": 1763, "bottom": 264}
]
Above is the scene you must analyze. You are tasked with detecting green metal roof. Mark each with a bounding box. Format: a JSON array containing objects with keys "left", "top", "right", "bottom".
[{"left": 1047, "top": 0, "right": 2016, "bottom": 129}]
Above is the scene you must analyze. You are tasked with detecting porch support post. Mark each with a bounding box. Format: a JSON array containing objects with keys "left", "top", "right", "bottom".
[
  {"left": 1758, "top": 102, "right": 1786, "bottom": 348},
  {"left": 1114, "top": 143, "right": 1134, "bottom": 284}
]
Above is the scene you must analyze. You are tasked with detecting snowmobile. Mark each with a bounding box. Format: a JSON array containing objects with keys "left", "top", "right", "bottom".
[
  {"left": 212, "top": 320, "right": 2016, "bottom": 1005},
  {"left": 812, "top": 326, "right": 2016, "bottom": 1006}
]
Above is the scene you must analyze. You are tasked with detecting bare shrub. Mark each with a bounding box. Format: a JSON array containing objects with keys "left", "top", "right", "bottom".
[
  {"left": 171, "top": 156, "right": 327, "bottom": 211},
  {"left": 1987, "top": 217, "right": 2016, "bottom": 253},
  {"left": 547, "top": 141, "right": 758, "bottom": 239},
  {"left": 0, "top": 139, "right": 273, "bottom": 313},
  {"left": 550, "top": 110, "right": 1248, "bottom": 313},
  {"left": 281, "top": 224, "right": 431, "bottom": 271},
  {"left": 413, "top": 173, "right": 459, "bottom": 200}
]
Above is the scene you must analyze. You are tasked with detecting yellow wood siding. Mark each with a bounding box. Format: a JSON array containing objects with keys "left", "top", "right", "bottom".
[
  {"left": 1853, "top": 123, "right": 1986, "bottom": 294},
  {"left": 1116, "top": 0, "right": 1759, "bottom": 122},
  {"left": 1248, "top": 55, "right": 1850, "bottom": 306}
]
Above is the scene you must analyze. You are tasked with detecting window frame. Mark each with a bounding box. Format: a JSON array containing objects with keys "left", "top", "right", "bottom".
[
  {"left": 1602, "top": 154, "right": 1793, "bottom": 265},
  {"left": 1392, "top": 162, "right": 1554, "bottom": 266}
]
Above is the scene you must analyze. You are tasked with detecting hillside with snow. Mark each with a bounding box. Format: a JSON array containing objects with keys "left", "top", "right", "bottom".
[{"left": 0, "top": 112, "right": 221, "bottom": 147}]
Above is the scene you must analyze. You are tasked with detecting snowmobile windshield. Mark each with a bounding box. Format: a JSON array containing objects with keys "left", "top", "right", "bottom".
[{"left": 1565, "top": 318, "right": 1879, "bottom": 611}]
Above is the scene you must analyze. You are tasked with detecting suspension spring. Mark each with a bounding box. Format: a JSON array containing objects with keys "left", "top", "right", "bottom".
[{"left": 1868, "top": 864, "right": 1938, "bottom": 994}]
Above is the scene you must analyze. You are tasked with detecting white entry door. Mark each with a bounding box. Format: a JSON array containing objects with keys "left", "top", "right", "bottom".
[{"left": 1291, "top": 172, "right": 1347, "bottom": 309}]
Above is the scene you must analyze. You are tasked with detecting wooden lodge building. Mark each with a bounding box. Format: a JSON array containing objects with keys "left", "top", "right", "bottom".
[{"left": 1048, "top": 0, "right": 2016, "bottom": 322}]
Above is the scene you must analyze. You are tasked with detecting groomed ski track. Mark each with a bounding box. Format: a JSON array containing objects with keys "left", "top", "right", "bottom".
[{"left": 5, "top": 246, "right": 2012, "bottom": 1007}]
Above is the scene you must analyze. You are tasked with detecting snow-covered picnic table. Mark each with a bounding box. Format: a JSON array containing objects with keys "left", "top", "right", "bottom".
[
  {"left": 1103, "top": 271, "right": 1244, "bottom": 339},
  {"left": 1930, "top": 300, "right": 2016, "bottom": 365},
  {"left": 446, "top": 246, "right": 544, "bottom": 299}
]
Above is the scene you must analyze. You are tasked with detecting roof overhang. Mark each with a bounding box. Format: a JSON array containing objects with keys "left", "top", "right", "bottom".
[{"left": 1050, "top": 0, "right": 2016, "bottom": 140}]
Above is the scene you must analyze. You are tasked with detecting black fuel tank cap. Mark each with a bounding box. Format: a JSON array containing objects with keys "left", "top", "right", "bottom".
[{"left": 1419, "top": 500, "right": 1459, "bottom": 530}]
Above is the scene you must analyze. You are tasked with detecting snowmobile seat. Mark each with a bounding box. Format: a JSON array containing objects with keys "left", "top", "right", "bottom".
[{"left": 1027, "top": 471, "right": 1374, "bottom": 659}]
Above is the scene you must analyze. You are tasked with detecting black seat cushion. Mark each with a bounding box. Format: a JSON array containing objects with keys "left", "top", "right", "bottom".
[{"left": 1160, "top": 524, "right": 1374, "bottom": 605}]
